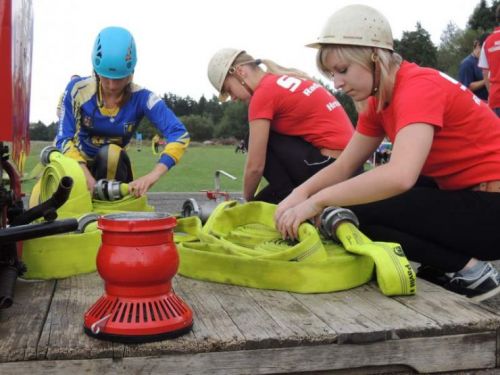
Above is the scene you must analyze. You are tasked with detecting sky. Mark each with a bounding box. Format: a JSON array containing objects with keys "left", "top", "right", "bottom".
[{"left": 29, "top": 0, "right": 484, "bottom": 124}]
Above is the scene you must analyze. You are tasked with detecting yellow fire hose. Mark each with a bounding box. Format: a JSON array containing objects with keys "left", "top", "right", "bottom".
[
  {"left": 175, "top": 202, "right": 416, "bottom": 296},
  {"left": 31, "top": 148, "right": 93, "bottom": 218},
  {"left": 334, "top": 221, "right": 416, "bottom": 296},
  {"left": 22, "top": 148, "right": 153, "bottom": 279}
]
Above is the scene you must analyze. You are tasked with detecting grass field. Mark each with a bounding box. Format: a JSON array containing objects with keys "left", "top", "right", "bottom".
[{"left": 22, "top": 141, "right": 246, "bottom": 193}]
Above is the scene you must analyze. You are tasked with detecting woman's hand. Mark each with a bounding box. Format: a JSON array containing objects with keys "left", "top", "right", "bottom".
[
  {"left": 274, "top": 188, "right": 309, "bottom": 223},
  {"left": 128, "top": 172, "right": 160, "bottom": 197},
  {"left": 128, "top": 164, "right": 167, "bottom": 197},
  {"left": 276, "top": 199, "right": 323, "bottom": 240}
]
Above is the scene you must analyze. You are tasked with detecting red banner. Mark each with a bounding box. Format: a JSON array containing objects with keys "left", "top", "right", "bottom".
[
  {"left": 0, "top": 0, "right": 13, "bottom": 141},
  {"left": 0, "top": 0, "right": 33, "bottom": 170}
]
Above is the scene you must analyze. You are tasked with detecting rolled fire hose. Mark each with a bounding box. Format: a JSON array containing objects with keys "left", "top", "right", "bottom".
[
  {"left": 30, "top": 146, "right": 93, "bottom": 218},
  {"left": 23, "top": 148, "right": 100, "bottom": 279},
  {"left": 22, "top": 219, "right": 102, "bottom": 280},
  {"left": 175, "top": 202, "right": 415, "bottom": 296},
  {"left": 22, "top": 147, "right": 152, "bottom": 279}
]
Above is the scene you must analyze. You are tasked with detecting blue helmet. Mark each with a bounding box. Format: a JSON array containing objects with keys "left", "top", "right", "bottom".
[{"left": 91, "top": 26, "right": 137, "bottom": 79}]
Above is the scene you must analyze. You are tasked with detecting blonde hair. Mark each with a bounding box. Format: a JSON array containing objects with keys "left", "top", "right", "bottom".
[
  {"left": 232, "top": 51, "right": 313, "bottom": 81},
  {"left": 316, "top": 46, "right": 402, "bottom": 112}
]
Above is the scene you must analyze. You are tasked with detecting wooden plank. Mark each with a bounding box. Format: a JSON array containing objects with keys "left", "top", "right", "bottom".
[
  {"left": 202, "top": 281, "right": 305, "bottom": 348},
  {"left": 497, "top": 327, "right": 500, "bottom": 368},
  {"left": 0, "top": 332, "right": 495, "bottom": 374},
  {"left": 38, "top": 274, "right": 247, "bottom": 360},
  {"left": 245, "top": 287, "right": 338, "bottom": 344},
  {"left": 173, "top": 276, "right": 246, "bottom": 349},
  {"left": 292, "top": 282, "right": 440, "bottom": 344},
  {"left": 36, "top": 273, "right": 120, "bottom": 360},
  {"left": 0, "top": 278, "right": 54, "bottom": 362},
  {"left": 7, "top": 271, "right": 500, "bottom": 363},
  {"left": 123, "top": 276, "right": 246, "bottom": 358},
  {"left": 394, "top": 279, "right": 500, "bottom": 334}
]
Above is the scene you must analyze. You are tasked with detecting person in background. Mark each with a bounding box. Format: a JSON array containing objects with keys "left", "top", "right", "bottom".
[
  {"left": 275, "top": 4, "right": 500, "bottom": 302},
  {"left": 55, "top": 26, "right": 189, "bottom": 196},
  {"left": 459, "top": 33, "right": 489, "bottom": 102},
  {"left": 207, "top": 48, "right": 355, "bottom": 203},
  {"left": 479, "top": 4, "right": 500, "bottom": 116}
]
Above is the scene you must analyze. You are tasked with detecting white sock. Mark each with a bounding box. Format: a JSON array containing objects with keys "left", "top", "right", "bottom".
[{"left": 456, "top": 261, "right": 489, "bottom": 280}]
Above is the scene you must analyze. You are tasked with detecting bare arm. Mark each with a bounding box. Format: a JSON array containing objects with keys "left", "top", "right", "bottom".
[
  {"left": 129, "top": 163, "right": 168, "bottom": 197},
  {"left": 276, "top": 123, "right": 435, "bottom": 239},
  {"left": 478, "top": 44, "right": 490, "bottom": 92},
  {"left": 275, "top": 131, "right": 382, "bottom": 221},
  {"left": 469, "top": 79, "right": 486, "bottom": 92},
  {"left": 243, "top": 119, "right": 270, "bottom": 201},
  {"left": 483, "top": 69, "right": 491, "bottom": 92}
]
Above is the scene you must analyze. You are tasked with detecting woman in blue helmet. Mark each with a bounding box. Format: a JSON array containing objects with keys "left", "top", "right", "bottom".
[{"left": 55, "top": 26, "right": 190, "bottom": 196}]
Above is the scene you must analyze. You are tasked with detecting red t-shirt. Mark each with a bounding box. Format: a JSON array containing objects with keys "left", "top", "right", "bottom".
[
  {"left": 357, "top": 61, "right": 500, "bottom": 190},
  {"left": 248, "top": 74, "right": 354, "bottom": 150},
  {"left": 481, "top": 27, "right": 500, "bottom": 109}
]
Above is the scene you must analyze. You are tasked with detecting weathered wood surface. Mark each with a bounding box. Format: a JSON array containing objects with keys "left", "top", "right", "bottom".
[
  {"left": 0, "top": 332, "right": 496, "bottom": 374},
  {"left": 0, "top": 279, "right": 55, "bottom": 362},
  {"left": 1, "top": 272, "right": 500, "bottom": 374}
]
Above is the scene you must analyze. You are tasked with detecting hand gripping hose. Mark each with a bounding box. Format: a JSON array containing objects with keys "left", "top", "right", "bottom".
[{"left": 91, "top": 179, "right": 154, "bottom": 214}]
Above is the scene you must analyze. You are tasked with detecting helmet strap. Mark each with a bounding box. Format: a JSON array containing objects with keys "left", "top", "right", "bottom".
[
  {"left": 95, "top": 72, "right": 132, "bottom": 109},
  {"left": 95, "top": 72, "right": 104, "bottom": 108},
  {"left": 370, "top": 51, "right": 381, "bottom": 96}
]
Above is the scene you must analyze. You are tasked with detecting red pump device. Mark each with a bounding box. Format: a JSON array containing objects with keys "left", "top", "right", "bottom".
[{"left": 83, "top": 212, "right": 193, "bottom": 343}]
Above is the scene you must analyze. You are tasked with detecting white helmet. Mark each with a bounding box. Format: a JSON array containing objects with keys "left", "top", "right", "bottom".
[
  {"left": 307, "top": 4, "right": 393, "bottom": 51},
  {"left": 207, "top": 48, "right": 245, "bottom": 101}
]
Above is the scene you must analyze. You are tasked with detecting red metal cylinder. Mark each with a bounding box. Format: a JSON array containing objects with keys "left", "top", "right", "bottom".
[
  {"left": 84, "top": 212, "right": 193, "bottom": 343},
  {"left": 97, "top": 212, "right": 178, "bottom": 297}
]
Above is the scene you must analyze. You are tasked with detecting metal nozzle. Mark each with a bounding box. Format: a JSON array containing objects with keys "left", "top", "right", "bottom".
[
  {"left": 94, "top": 179, "right": 128, "bottom": 201},
  {"left": 319, "top": 207, "right": 359, "bottom": 241}
]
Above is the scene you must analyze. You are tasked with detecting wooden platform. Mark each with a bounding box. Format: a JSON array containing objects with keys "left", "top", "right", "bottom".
[{"left": 1, "top": 271, "right": 500, "bottom": 374}]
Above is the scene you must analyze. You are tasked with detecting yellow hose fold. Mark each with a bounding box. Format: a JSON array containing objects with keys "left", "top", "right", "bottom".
[
  {"left": 23, "top": 150, "right": 153, "bottom": 279},
  {"left": 175, "top": 201, "right": 415, "bottom": 296},
  {"left": 176, "top": 202, "right": 374, "bottom": 294},
  {"left": 336, "top": 222, "right": 416, "bottom": 296}
]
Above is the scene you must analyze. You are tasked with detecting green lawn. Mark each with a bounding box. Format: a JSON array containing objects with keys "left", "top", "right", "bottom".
[{"left": 22, "top": 141, "right": 246, "bottom": 193}]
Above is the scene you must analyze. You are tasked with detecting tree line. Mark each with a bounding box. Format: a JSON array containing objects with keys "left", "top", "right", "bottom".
[{"left": 30, "top": 0, "right": 499, "bottom": 142}]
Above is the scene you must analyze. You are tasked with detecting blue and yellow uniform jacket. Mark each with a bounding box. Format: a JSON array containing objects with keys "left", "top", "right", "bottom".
[{"left": 55, "top": 76, "right": 190, "bottom": 169}]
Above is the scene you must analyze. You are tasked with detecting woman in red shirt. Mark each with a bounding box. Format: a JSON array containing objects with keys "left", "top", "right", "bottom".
[
  {"left": 207, "top": 49, "right": 355, "bottom": 203},
  {"left": 275, "top": 4, "right": 500, "bottom": 301}
]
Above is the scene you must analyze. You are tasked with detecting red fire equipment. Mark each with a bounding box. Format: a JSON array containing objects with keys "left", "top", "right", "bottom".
[
  {"left": 182, "top": 170, "right": 237, "bottom": 223},
  {"left": 83, "top": 212, "right": 193, "bottom": 343},
  {"left": 1, "top": 0, "right": 79, "bottom": 309}
]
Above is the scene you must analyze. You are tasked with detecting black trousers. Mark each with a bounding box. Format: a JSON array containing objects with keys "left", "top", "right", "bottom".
[
  {"left": 90, "top": 144, "right": 133, "bottom": 183},
  {"left": 254, "top": 133, "right": 335, "bottom": 204},
  {"left": 345, "top": 187, "right": 500, "bottom": 272}
]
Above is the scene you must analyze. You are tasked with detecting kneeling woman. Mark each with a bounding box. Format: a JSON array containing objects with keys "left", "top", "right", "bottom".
[
  {"left": 275, "top": 5, "right": 500, "bottom": 301},
  {"left": 56, "top": 26, "right": 190, "bottom": 197},
  {"left": 207, "top": 49, "right": 355, "bottom": 203}
]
